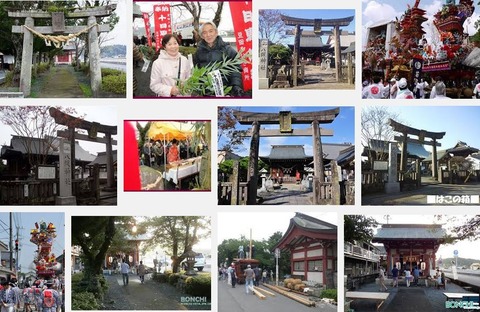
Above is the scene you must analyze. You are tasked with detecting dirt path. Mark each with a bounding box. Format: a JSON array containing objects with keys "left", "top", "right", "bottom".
[
  {"left": 34, "top": 65, "right": 85, "bottom": 98},
  {"left": 102, "top": 273, "right": 210, "bottom": 310}
]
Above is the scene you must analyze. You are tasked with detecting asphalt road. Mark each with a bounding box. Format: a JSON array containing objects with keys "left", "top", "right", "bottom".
[{"left": 217, "top": 280, "right": 336, "bottom": 312}]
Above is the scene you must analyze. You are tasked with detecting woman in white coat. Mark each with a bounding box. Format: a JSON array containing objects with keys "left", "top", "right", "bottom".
[{"left": 150, "top": 34, "right": 192, "bottom": 97}]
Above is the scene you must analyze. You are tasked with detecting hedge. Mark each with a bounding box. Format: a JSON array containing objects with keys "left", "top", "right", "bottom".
[
  {"left": 184, "top": 274, "right": 211, "bottom": 299},
  {"left": 72, "top": 292, "right": 99, "bottom": 310},
  {"left": 102, "top": 73, "right": 126, "bottom": 94}
]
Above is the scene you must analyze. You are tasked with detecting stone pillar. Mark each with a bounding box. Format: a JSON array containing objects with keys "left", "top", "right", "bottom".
[
  {"left": 347, "top": 52, "right": 353, "bottom": 84},
  {"left": 432, "top": 138, "right": 438, "bottom": 180},
  {"left": 292, "top": 24, "right": 301, "bottom": 87},
  {"left": 20, "top": 17, "right": 34, "bottom": 97},
  {"left": 88, "top": 16, "right": 102, "bottom": 97},
  {"left": 334, "top": 25, "right": 341, "bottom": 82},
  {"left": 247, "top": 121, "right": 260, "bottom": 205},
  {"left": 331, "top": 160, "right": 341, "bottom": 205},
  {"left": 259, "top": 39, "right": 269, "bottom": 89},
  {"left": 231, "top": 160, "right": 240, "bottom": 205},
  {"left": 106, "top": 133, "right": 115, "bottom": 189},
  {"left": 69, "top": 128, "right": 76, "bottom": 181},
  {"left": 415, "top": 159, "right": 421, "bottom": 188},
  {"left": 400, "top": 134, "right": 408, "bottom": 172},
  {"left": 313, "top": 120, "right": 325, "bottom": 204},
  {"left": 385, "top": 142, "right": 400, "bottom": 193},
  {"left": 56, "top": 138, "right": 77, "bottom": 205}
]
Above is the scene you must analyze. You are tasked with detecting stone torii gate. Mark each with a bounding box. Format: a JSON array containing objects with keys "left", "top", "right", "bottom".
[
  {"left": 389, "top": 119, "right": 445, "bottom": 180},
  {"left": 49, "top": 107, "right": 117, "bottom": 190},
  {"left": 280, "top": 14, "right": 354, "bottom": 86},
  {"left": 9, "top": 5, "right": 116, "bottom": 97},
  {"left": 233, "top": 108, "right": 339, "bottom": 205}
]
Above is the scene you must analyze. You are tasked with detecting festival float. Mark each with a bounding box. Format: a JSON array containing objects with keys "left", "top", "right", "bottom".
[
  {"left": 363, "top": 0, "right": 477, "bottom": 97},
  {"left": 30, "top": 221, "right": 60, "bottom": 279}
]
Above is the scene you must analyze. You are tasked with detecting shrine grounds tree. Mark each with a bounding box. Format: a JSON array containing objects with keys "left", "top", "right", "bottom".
[
  {"left": 141, "top": 216, "right": 211, "bottom": 273},
  {"left": 0, "top": 106, "right": 83, "bottom": 172},
  {"left": 259, "top": 10, "right": 287, "bottom": 44},
  {"left": 72, "top": 216, "right": 116, "bottom": 300},
  {"left": 344, "top": 215, "right": 379, "bottom": 244},
  {"left": 177, "top": 2, "right": 224, "bottom": 41},
  {"left": 217, "top": 231, "right": 291, "bottom": 277},
  {"left": 361, "top": 106, "right": 401, "bottom": 169},
  {"left": 217, "top": 106, "right": 246, "bottom": 153}
]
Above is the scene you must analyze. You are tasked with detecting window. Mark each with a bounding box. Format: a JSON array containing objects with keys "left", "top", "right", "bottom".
[
  {"left": 308, "top": 260, "right": 323, "bottom": 271},
  {"left": 294, "top": 261, "right": 304, "bottom": 271}
]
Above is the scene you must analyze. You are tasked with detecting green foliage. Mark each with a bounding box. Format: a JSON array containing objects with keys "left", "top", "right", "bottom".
[
  {"left": 218, "top": 157, "right": 268, "bottom": 181},
  {"left": 153, "top": 272, "right": 169, "bottom": 283},
  {"left": 1, "top": 71, "right": 15, "bottom": 87},
  {"left": 168, "top": 273, "right": 181, "bottom": 285},
  {"left": 101, "top": 68, "right": 123, "bottom": 77},
  {"left": 321, "top": 289, "right": 337, "bottom": 301},
  {"left": 138, "top": 45, "right": 157, "bottom": 61},
  {"left": 180, "top": 46, "right": 197, "bottom": 56},
  {"left": 72, "top": 292, "right": 99, "bottom": 310},
  {"left": 269, "top": 44, "right": 292, "bottom": 65},
  {"left": 102, "top": 73, "right": 126, "bottom": 95},
  {"left": 184, "top": 274, "right": 211, "bottom": 299},
  {"left": 178, "top": 49, "right": 250, "bottom": 96},
  {"left": 79, "top": 83, "right": 93, "bottom": 98},
  {"left": 344, "top": 215, "right": 379, "bottom": 244}
]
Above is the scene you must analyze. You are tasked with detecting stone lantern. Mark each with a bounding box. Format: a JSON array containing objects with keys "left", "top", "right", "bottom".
[
  {"left": 182, "top": 249, "right": 197, "bottom": 276},
  {"left": 259, "top": 168, "right": 268, "bottom": 191}
]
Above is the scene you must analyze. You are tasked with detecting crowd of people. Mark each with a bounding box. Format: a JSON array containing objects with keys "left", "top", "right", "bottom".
[
  {"left": 378, "top": 265, "right": 447, "bottom": 291},
  {"left": 362, "top": 75, "right": 480, "bottom": 99},
  {"left": 0, "top": 277, "right": 63, "bottom": 312},
  {"left": 219, "top": 264, "right": 274, "bottom": 294},
  {"left": 146, "top": 22, "right": 244, "bottom": 97},
  {"left": 141, "top": 138, "right": 195, "bottom": 168}
]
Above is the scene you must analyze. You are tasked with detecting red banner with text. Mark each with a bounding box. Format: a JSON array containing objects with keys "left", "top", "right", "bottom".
[
  {"left": 153, "top": 4, "right": 172, "bottom": 52},
  {"left": 142, "top": 12, "right": 152, "bottom": 47},
  {"left": 230, "top": 1, "right": 253, "bottom": 91}
]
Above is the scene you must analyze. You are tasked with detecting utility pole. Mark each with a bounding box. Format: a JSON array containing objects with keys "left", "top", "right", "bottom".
[
  {"left": 9, "top": 212, "right": 13, "bottom": 271},
  {"left": 15, "top": 226, "right": 20, "bottom": 272}
]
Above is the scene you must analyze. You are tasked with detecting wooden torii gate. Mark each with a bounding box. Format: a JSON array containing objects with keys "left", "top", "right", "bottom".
[
  {"left": 389, "top": 119, "right": 445, "bottom": 180},
  {"left": 9, "top": 5, "right": 116, "bottom": 97},
  {"left": 280, "top": 14, "right": 354, "bottom": 86},
  {"left": 233, "top": 108, "right": 339, "bottom": 205},
  {"left": 49, "top": 107, "right": 117, "bottom": 190}
]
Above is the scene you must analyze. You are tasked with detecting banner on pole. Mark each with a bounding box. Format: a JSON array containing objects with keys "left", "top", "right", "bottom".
[
  {"left": 230, "top": 1, "right": 253, "bottom": 91},
  {"left": 153, "top": 4, "right": 172, "bottom": 52},
  {"left": 142, "top": 12, "right": 152, "bottom": 47}
]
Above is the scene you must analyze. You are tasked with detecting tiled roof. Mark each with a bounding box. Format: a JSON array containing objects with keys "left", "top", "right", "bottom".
[
  {"left": 373, "top": 224, "right": 446, "bottom": 241},
  {"left": 268, "top": 145, "right": 307, "bottom": 160}
]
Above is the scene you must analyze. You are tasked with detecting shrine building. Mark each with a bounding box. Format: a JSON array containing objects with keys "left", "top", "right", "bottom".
[
  {"left": 372, "top": 224, "right": 446, "bottom": 276},
  {"left": 273, "top": 212, "right": 337, "bottom": 287}
]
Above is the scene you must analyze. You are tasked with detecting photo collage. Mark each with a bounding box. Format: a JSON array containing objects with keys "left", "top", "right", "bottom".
[{"left": 0, "top": 0, "right": 479, "bottom": 311}]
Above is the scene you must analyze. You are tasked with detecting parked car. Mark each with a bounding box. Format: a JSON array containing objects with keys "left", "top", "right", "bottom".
[{"left": 181, "top": 252, "right": 206, "bottom": 271}]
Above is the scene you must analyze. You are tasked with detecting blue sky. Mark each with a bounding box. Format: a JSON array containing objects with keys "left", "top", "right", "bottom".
[
  {"left": 261, "top": 9, "right": 355, "bottom": 45},
  {"left": 379, "top": 106, "right": 480, "bottom": 153},
  {"left": 220, "top": 106, "right": 355, "bottom": 157},
  {"left": 0, "top": 213, "right": 65, "bottom": 274},
  {"left": 362, "top": 0, "right": 480, "bottom": 48}
]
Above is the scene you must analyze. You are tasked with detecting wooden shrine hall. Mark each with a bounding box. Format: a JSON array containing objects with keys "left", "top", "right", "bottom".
[{"left": 372, "top": 224, "right": 446, "bottom": 276}]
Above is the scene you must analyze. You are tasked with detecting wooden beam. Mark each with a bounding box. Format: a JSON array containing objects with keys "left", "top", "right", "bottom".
[
  {"left": 238, "top": 128, "right": 333, "bottom": 137},
  {"left": 233, "top": 108, "right": 340, "bottom": 125},
  {"left": 389, "top": 118, "right": 445, "bottom": 140},
  {"left": 8, "top": 5, "right": 116, "bottom": 18},
  {"left": 251, "top": 286, "right": 266, "bottom": 299},
  {"left": 12, "top": 24, "right": 111, "bottom": 34},
  {"left": 57, "top": 130, "right": 118, "bottom": 145},
  {"left": 394, "top": 136, "right": 441, "bottom": 147},
  {"left": 49, "top": 107, "right": 117, "bottom": 135},
  {"left": 254, "top": 286, "right": 276, "bottom": 297},
  {"left": 263, "top": 284, "right": 315, "bottom": 307}
]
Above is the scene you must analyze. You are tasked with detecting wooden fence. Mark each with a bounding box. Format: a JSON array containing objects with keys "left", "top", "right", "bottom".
[{"left": 0, "top": 178, "right": 97, "bottom": 205}]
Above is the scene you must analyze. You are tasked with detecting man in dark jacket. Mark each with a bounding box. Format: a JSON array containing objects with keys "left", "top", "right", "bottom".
[{"left": 193, "top": 21, "right": 244, "bottom": 96}]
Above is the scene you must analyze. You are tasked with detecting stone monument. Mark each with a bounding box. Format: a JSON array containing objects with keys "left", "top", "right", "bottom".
[
  {"left": 56, "top": 138, "right": 77, "bottom": 205},
  {"left": 385, "top": 142, "right": 400, "bottom": 193}
]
